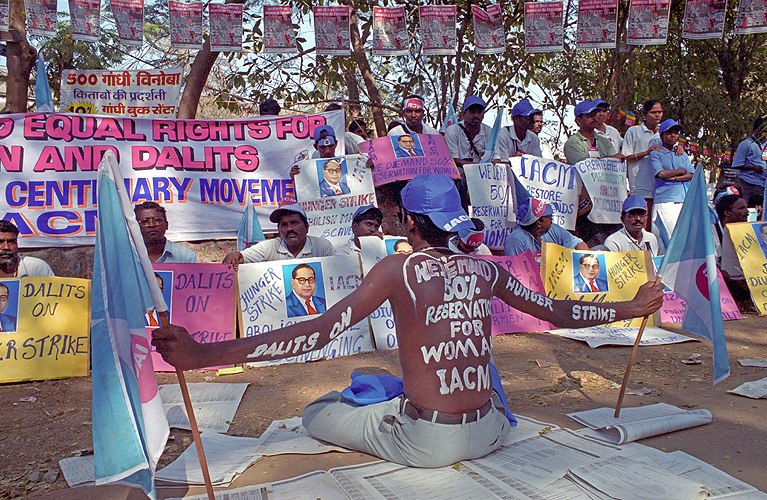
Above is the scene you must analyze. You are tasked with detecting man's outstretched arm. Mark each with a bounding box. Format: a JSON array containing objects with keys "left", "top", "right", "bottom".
[{"left": 151, "top": 256, "right": 401, "bottom": 370}]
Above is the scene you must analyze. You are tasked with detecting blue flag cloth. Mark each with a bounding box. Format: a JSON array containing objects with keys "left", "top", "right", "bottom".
[
  {"left": 481, "top": 106, "right": 505, "bottom": 163},
  {"left": 35, "top": 54, "right": 54, "bottom": 112},
  {"left": 237, "top": 203, "right": 265, "bottom": 252},
  {"left": 658, "top": 165, "right": 729, "bottom": 384},
  {"left": 440, "top": 102, "right": 459, "bottom": 133},
  {"left": 92, "top": 153, "right": 169, "bottom": 499},
  {"left": 653, "top": 214, "right": 670, "bottom": 248}
]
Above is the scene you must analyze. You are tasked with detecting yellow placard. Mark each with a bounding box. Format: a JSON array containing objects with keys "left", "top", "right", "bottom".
[
  {"left": 0, "top": 277, "right": 91, "bottom": 383},
  {"left": 727, "top": 222, "right": 767, "bottom": 315},
  {"left": 541, "top": 242, "right": 655, "bottom": 327}
]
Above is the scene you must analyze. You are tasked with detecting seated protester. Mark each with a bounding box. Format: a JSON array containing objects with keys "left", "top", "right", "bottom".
[
  {"left": 604, "top": 196, "right": 660, "bottom": 256},
  {"left": 504, "top": 198, "right": 589, "bottom": 264},
  {"left": 325, "top": 103, "right": 367, "bottom": 154},
  {"left": 648, "top": 119, "right": 694, "bottom": 237},
  {"left": 223, "top": 196, "right": 335, "bottom": 267},
  {"left": 388, "top": 95, "right": 439, "bottom": 136},
  {"left": 134, "top": 202, "right": 198, "bottom": 263},
  {"left": 716, "top": 194, "right": 752, "bottom": 311},
  {"left": 448, "top": 218, "right": 492, "bottom": 256},
  {"left": 0, "top": 220, "right": 55, "bottom": 277},
  {"left": 336, "top": 205, "right": 384, "bottom": 256},
  {"left": 506, "top": 99, "right": 543, "bottom": 157},
  {"left": 710, "top": 188, "right": 740, "bottom": 258}
]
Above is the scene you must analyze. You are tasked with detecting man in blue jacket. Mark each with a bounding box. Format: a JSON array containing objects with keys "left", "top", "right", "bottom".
[
  {"left": 286, "top": 263, "right": 326, "bottom": 318},
  {"left": 573, "top": 254, "right": 608, "bottom": 293}
]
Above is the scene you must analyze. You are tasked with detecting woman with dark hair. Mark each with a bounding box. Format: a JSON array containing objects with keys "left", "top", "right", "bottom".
[
  {"left": 716, "top": 194, "right": 752, "bottom": 311},
  {"left": 621, "top": 100, "right": 664, "bottom": 226}
]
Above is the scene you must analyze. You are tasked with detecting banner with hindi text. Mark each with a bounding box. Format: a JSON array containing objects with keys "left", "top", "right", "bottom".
[
  {"left": 210, "top": 3, "right": 244, "bottom": 52},
  {"left": 25, "top": 0, "right": 56, "bottom": 36},
  {"left": 627, "top": 0, "right": 671, "bottom": 45},
  {"left": 419, "top": 5, "right": 457, "bottom": 55},
  {"left": 263, "top": 5, "right": 298, "bottom": 53},
  {"left": 682, "top": 0, "right": 727, "bottom": 39},
  {"left": 373, "top": 6, "right": 409, "bottom": 56},
  {"left": 314, "top": 6, "right": 351, "bottom": 56},
  {"left": 169, "top": 0, "right": 203, "bottom": 50},
  {"left": 112, "top": 0, "right": 144, "bottom": 47},
  {"left": 734, "top": 0, "right": 767, "bottom": 34},
  {"left": 524, "top": 1, "right": 564, "bottom": 53},
  {"left": 69, "top": 0, "right": 101, "bottom": 42},
  {"left": 472, "top": 4, "right": 505, "bottom": 55}
]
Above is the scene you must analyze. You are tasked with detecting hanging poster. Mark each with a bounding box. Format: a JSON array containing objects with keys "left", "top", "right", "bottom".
[
  {"left": 464, "top": 162, "right": 514, "bottom": 250},
  {"left": 169, "top": 1, "right": 203, "bottom": 50},
  {"left": 360, "top": 134, "right": 460, "bottom": 186},
  {"left": 682, "top": 0, "right": 728, "bottom": 39},
  {"left": 627, "top": 0, "right": 671, "bottom": 45},
  {"left": 69, "top": 0, "right": 101, "bottom": 42},
  {"left": 472, "top": 4, "right": 506, "bottom": 55},
  {"left": 576, "top": 0, "right": 619, "bottom": 49},
  {"left": 0, "top": 0, "right": 8, "bottom": 32},
  {"left": 263, "top": 5, "right": 297, "bottom": 53},
  {"left": 210, "top": 3, "right": 243, "bottom": 52},
  {"left": 574, "top": 157, "right": 627, "bottom": 224},
  {"left": 419, "top": 5, "right": 457, "bottom": 55},
  {"left": 313, "top": 6, "right": 351, "bottom": 56},
  {"left": 372, "top": 6, "right": 409, "bottom": 56},
  {"left": 24, "top": 0, "right": 56, "bottom": 36},
  {"left": 524, "top": 1, "right": 564, "bottom": 53},
  {"left": 510, "top": 155, "right": 579, "bottom": 230},
  {"left": 734, "top": 0, "right": 767, "bottom": 34},
  {"left": 112, "top": 0, "right": 144, "bottom": 47}
]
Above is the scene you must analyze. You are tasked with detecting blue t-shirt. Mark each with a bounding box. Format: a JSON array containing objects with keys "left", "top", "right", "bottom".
[
  {"left": 504, "top": 223, "right": 583, "bottom": 261},
  {"left": 649, "top": 148, "right": 694, "bottom": 203},
  {"left": 734, "top": 136, "right": 767, "bottom": 186}
]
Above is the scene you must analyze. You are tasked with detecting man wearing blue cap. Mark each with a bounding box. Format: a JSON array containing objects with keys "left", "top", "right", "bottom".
[
  {"left": 290, "top": 125, "right": 342, "bottom": 180},
  {"left": 604, "top": 196, "right": 659, "bottom": 256},
  {"left": 563, "top": 100, "right": 622, "bottom": 165},
  {"left": 335, "top": 205, "right": 384, "bottom": 256},
  {"left": 153, "top": 174, "right": 663, "bottom": 468},
  {"left": 506, "top": 99, "right": 543, "bottom": 157},
  {"left": 649, "top": 119, "right": 694, "bottom": 236}
]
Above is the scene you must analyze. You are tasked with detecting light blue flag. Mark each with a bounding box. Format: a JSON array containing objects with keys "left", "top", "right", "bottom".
[
  {"left": 658, "top": 165, "right": 729, "bottom": 384},
  {"left": 237, "top": 203, "right": 265, "bottom": 252},
  {"left": 440, "top": 102, "right": 459, "bottom": 133},
  {"left": 653, "top": 214, "right": 670, "bottom": 248},
  {"left": 35, "top": 54, "right": 54, "bottom": 112},
  {"left": 92, "top": 153, "right": 169, "bottom": 499},
  {"left": 481, "top": 106, "right": 505, "bottom": 163}
]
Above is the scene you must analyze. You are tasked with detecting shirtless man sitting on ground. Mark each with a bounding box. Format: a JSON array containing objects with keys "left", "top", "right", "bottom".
[{"left": 152, "top": 174, "right": 663, "bottom": 468}]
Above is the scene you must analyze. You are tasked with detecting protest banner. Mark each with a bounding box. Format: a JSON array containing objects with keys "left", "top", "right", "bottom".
[
  {"left": 146, "top": 264, "right": 235, "bottom": 372},
  {"left": 651, "top": 257, "right": 742, "bottom": 322},
  {"left": 313, "top": 6, "right": 351, "bottom": 56},
  {"left": 169, "top": 1, "right": 203, "bottom": 50},
  {"left": 734, "top": 0, "right": 767, "bottom": 34},
  {"left": 576, "top": 0, "right": 619, "bottom": 49},
  {"left": 574, "top": 157, "right": 627, "bottom": 224},
  {"left": 472, "top": 4, "right": 505, "bottom": 55},
  {"left": 210, "top": 3, "right": 244, "bottom": 53},
  {"left": 0, "top": 277, "right": 90, "bottom": 383},
  {"left": 482, "top": 253, "right": 555, "bottom": 335},
  {"left": 541, "top": 243, "right": 655, "bottom": 327},
  {"left": 419, "top": 5, "right": 457, "bottom": 55},
  {"left": 524, "top": 1, "right": 564, "bottom": 53},
  {"left": 0, "top": 110, "right": 345, "bottom": 247},
  {"left": 373, "top": 6, "right": 409, "bottom": 56},
  {"left": 0, "top": 0, "right": 8, "bottom": 32},
  {"left": 69, "top": 0, "right": 101, "bottom": 42},
  {"left": 627, "top": 0, "right": 671, "bottom": 45},
  {"left": 359, "top": 236, "right": 401, "bottom": 350},
  {"left": 60, "top": 68, "right": 183, "bottom": 117},
  {"left": 360, "top": 134, "right": 460, "bottom": 186},
  {"left": 682, "top": 0, "right": 727, "bottom": 39},
  {"left": 263, "top": 5, "right": 297, "bottom": 53},
  {"left": 112, "top": 0, "right": 144, "bottom": 46},
  {"left": 726, "top": 221, "right": 767, "bottom": 315},
  {"left": 294, "top": 155, "right": 378, "bottom": 246},
  {"left": 25, "top": 0, "right": 56, "bottom": 36},
  {"left": 510, "top": 155, "right": 579, "bottom": 230},
  {"left": 464, "top": 162, "right": 513, "bottom": 250},
  {"left": 237, "top": 256, "right": 374, "bottom": 365}
]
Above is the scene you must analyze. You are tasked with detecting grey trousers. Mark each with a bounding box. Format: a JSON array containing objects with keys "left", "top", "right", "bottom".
[{"left": 302, "top": 391, "right": 510, "bottom": 468}]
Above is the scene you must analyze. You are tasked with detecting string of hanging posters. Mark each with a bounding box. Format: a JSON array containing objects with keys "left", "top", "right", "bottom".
[{"left": 9, "top": 1, "right": 766, "bottom": 56}]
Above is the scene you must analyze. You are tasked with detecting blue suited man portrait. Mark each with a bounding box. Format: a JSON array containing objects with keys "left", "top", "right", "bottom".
[
  {"left": 756, "top": 223, "right": 767, "bottom": 259},
  {"left": 286, "top": 264, "right": 327, "bottom": 318},
  {"left": 319, "top": 159, "right": 350, "bottom": 197},
  {"left": 392, "top": 134, "right": 424, "bottom": 158},
  {"left": 573, "top": 254, "right": 609, "bottom": 294},
  {"left": 0, "top": 283, "right": 17, "bottom": 332}
]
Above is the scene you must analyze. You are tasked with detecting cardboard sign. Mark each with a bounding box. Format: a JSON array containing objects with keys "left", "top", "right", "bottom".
[
  {"left": 541, "top": 243, "right": 655, "bottom": 327},
  {"left": 146, "top": 264, "right": 235, "bottom": 372},
  {"left": 0, "top": 277, "right": 91, "bottom": 383},
  {"left": 359, "top": 236, "right": 403, "bottom": 350},
  {"left": 574, "top": 157, "right": 627, "bottom": 224},
  {"left": 237, "top": 256, "right": 373, "bottom": 365},
  {"left": 510, "top": 155, "right": 579, "bottom": 230},
  {"left": 361, "top": 134, "right": 460, "bottom": 186},
  {"left": 465, "top": 163, "right": 514, "bottom": 250},
  {"left": 727, "top": 222, "right": 767, "bottom": 315}
]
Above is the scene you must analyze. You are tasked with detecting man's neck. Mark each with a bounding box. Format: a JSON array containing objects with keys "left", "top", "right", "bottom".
[
  {"left": 286, "top": 239, "right": 307, "bottom": 257},
  {"left": 463, "top": 122, "right": 480, "bottom": 138},
  {"left": 514, "top": 125, "right": 527, "bottom": 141},
  {"left": 595, "top": 123, "right": 606, "bottom": 133},
  {"left": 406, "top": 121, "right": 423, "bottom": 134},
  {"left": 145, "top": 238, "right": 166, "bottom": 262},
  {"left": 579, "top": 128, "right": 595, "bottom": 142},
  {"left": 625, "top": 227, "right": 643, "bottom": 242},
  {"left": 411, "top": 236, "right": 449, "bottom": 253}
]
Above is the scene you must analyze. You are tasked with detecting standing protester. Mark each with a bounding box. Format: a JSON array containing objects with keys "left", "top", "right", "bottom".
[
  {"left": 622, "top": 100, "right": 664, "bottom": 222},
  {"left": 388, "top": 95, "right": 439, "bottom": 136},
  {"left": 563, "top": 100, "right": 621, "bottom": 164},
  {"left": 734, "top": 116, "right": 767, "bottom": 202},
  {"left": 592, "top": 99, "right": 623, "bottom": 151}
]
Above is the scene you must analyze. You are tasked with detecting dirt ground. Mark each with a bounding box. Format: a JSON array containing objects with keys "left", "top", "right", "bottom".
[{"left": 2, "top": 315, "right": 766, "bottom": 499}]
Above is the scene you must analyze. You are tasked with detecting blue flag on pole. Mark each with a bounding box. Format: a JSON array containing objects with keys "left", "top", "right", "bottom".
[
  {"left": 35, "top": 54, "right": 54, "bottom": 112},
  {"left": 92, "top": 152, "right": 169, "bottom": 499},
  {"left": 658, "top": 165, "right": 729, "bottom": 384},
  {"left": 237, "top": 203, "right": 265, "bottom": 252},
  {"left": 440, "top": 102, "right": 459, "bottom": 133},
  {"left": 481, "top": 106, "right": 505, "bottom": 164}
]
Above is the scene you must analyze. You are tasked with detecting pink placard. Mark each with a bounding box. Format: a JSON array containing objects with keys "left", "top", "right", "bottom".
[
  {"left": 481, "top": 252, "right": 555, "bottom": 335},
  {"left": 146, "top": 263, "right": 236, "bottom": 371},
  {"left": 360, "top": 133, "right": 460, "bottom": 186}
]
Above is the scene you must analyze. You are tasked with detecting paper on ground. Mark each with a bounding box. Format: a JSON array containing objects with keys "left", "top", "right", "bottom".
[
  {"left": 160, "top": 382, "right": 249, "bottom": 433},
  {"left": 567, "top": 403, "right": 712, "bottom": 444},
  {"left": 728, "top": 377, "right": 767, "bottom": 399},
  {"left": 548, "top": 326, "right": 694, "bottom": 348},
  {"left": 254, "top": 416, "right": 353, "bottom": 456},
  {"left": 501, "top": 413, "right": 560, "bottom": 446},
  {"left": 738, "top": 359, "right": 767, "bottom": 367},
  {"left": 59, "top": 455, "right": 95, "bottom": 487},
  {"left": 458, "top": 461, "right": 595, "bottom": 500}
]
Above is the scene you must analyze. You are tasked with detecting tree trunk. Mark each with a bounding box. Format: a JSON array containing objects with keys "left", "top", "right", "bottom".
[
  {"left": 2, "top": 1, "right": 36, "bottom": 113},
  {"left": 176, "top": 38, "right": 220, "bottom": 119},
  {"left": 342, "top": 63, "right": 361, "bottom": 117}
]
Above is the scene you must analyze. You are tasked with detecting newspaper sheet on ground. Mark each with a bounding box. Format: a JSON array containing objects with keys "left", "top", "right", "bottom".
[
  {"left": 739, "top": 359, "right": 767, "bottom": 367},
  {"left": 174, "top": 470, "right": 354, "bottom": 500},
  {"left": 728, "top": 377, "right": 767, "bottom": 399},
  {"left": 253, "top": 417, "right": 352, "bottom": 456},
  {"left": 567, "top": 403, "right": 713, "bottom": 444},
  {"left": 548, "top": 326, "right": 694, "bottom": 347},
  {"left": 160, "top": 382, "right": 249, "bottom": 433},
  {"left": 58, "top": 454, "right": 95, "bottom": 487},
  {"left": 460, "top": 461, "right": 595, "bottom": 500}
]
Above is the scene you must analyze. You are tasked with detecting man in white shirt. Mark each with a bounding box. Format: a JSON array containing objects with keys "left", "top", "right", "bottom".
[
  {"left": 335, "top": 205, "right": 384, "bottom": 256},
  {"left": 0, "top": 221, "right": 55, "bottom": 278},
  {"left": 604, "top": 196, "right": 659, "bottom": 256},
  {"left": 388, "top": 95, "right": 439, "bottom": 136},
  {"left": 506, "top": 99, "right": 543, "bottom": 157},
  {"left": 593, "top": 99, "right": 623, "bottom": 151}
]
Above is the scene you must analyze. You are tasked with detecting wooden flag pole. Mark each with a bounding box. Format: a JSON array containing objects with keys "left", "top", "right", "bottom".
[
  {"left": 614, "top": 275, "right": 663, "bottom": 418},
  {"left": 159, "top": 312, "right": 216, "bottom": 500}
]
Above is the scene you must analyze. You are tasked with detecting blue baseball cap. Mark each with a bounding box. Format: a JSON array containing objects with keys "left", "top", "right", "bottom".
[
  {"left": 659, "top": 119, "right": 682, "bottom": 135},
  {"left": 574, "top": 100, "right": 600, "bottom": 117},
  {"left": 352, "top": 204, "right": 383, "bottom": 223},
  {"left": 314, "top": 125, "right": 336, "bottom": 144},
  {"left": 512, "top": 99, "right": 541, "bottom": 117},
  {"left": 517, "top": 198, "right": 553, "bottom": 226},
  {"left": 463, "top": 95, "right": 485, "bottom": 111},
  {"left": 592, "top": 98, "right": 610, "bottom": 109},
  {"left": 401, "top": 174, "right": 473, "bottom": 232},
  {"left": 622, "top": 195, "right": 647, "bottom": 213}
]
